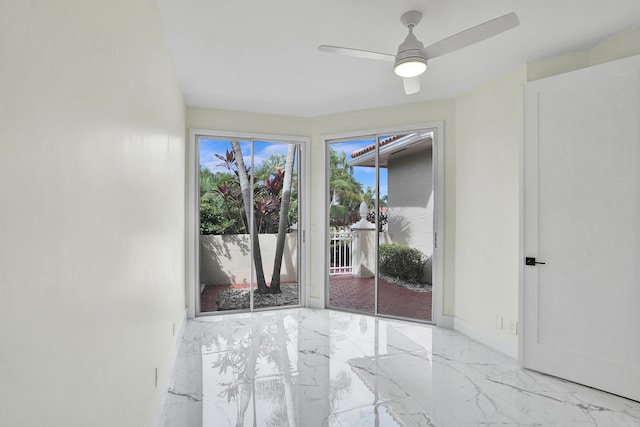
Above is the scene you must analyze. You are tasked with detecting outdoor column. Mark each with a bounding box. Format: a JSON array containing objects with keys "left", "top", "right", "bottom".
[{"left": 351, "top": 201, "right": 375, "bottom": 278}]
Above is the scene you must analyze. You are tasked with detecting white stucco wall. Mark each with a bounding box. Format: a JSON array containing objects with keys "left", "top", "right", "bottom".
[
  {"left": 200, "top": 233, "right": 298, "bottom": 285},
  {"left": 0, "top": 2, "right": 186, "bottom": 426},
  {"left": 350, "top": 228, "right": 394, "bottom": 279},
  {"left": 387, "top": 144, "right": 434, "bottom": 258}
]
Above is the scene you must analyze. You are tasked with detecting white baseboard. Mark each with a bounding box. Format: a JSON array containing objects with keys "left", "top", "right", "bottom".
[
  {"left": 152, "top": 309, "right": 187, "bottom": 427},
  {"left": 306, "top": 295, "right": 324, "bottom": 309},
  {"left": 454, "top": 317, "right": 518, "bottom": 360},
  {"left": 438, "top": 314, "right": 454, "bottom": 329}
]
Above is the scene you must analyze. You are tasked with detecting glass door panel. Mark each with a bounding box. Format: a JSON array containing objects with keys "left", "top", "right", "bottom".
[
  {"left": 376, "top": 133, "right": 433, "bottom": 321},
  {"left": 199, "top": 138, "right": 251, "bottom": 312},
  {"left": 327, "top": 138, "right": 377, "bottom": 314}
]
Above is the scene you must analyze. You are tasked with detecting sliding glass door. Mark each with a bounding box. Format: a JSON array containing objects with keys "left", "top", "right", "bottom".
[
  {"left": 198, "top": 136, "right": 301, "bottom": 314},
  {"left": 327, "top": 131, "right": 435, "bottom": 322}
]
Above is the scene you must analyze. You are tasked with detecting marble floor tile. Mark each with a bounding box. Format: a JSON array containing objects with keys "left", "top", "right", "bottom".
[{"left": 160, "top": 308, "right": 640, "bottom": 426}]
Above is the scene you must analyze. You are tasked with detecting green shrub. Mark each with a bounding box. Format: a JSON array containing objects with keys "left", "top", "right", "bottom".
[
  {"left": 200, "top": 199, "right": 244, "bottom": 235},
  {"left": 330, "top": 205, "right": 357, "bottom": 227},
  {"left": 379, "top": 243, "right": 426, "bottom": 283}
]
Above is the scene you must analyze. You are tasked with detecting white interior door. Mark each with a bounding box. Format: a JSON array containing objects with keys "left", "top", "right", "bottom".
[{"left": 523, "top": 55, "right": 640, "bottom": 402}]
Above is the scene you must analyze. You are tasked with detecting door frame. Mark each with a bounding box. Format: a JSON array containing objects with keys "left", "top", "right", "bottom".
[
  {"left": 187, "top": 128, "right": 310, "bottom": 318},
  {"left": 322, "top": 121, "right": 445, "bottom": 325}
]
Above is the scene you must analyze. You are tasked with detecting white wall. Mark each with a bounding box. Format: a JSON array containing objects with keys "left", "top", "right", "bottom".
[
  {"left": 0, "top": 2, "right": 186, "bottom": 426},
  {"left": 187, "top": 107, "right": 312, "bottom": 136},
  {"left": 528, "top": 25, "right": 640, "bottom": 82},
  {"left": 453, "top": 67, "right": 527, "bottom": 356}
]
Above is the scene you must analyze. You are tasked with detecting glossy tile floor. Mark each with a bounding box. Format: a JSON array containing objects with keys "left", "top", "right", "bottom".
[{"left": 161, "top": 308, "right": 640, "bottom": 426}]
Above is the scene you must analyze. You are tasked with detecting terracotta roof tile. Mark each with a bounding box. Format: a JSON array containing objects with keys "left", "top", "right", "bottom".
[{"left": 350, "top": 135, "right": 403, "bottom": 158}]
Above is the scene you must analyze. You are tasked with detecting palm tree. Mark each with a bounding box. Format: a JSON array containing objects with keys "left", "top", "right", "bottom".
[
  {"left": 328, "top": 146, "right": 363, "bottom": 227},
  {"left": 269, "top": 144, "right": 296, "bottom": 293},
  {"left": 231, "top": 140, "right": 268, "bottom": 293},
  {"left": 254, "top": 153, "right": 286, "bottom": 181},
  {"left": 329, "top": 147, "right": 362, "bottom": 208},
  {"left": 199, "top": 168, "right": 217, "bottom": 202}
]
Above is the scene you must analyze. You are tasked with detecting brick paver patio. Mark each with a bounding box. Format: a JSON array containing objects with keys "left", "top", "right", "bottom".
[{"left": 329, "top": 274, "right": 432, "bottom": 321}]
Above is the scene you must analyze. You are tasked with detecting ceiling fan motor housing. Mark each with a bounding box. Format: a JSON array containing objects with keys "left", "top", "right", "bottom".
[{"left": 394, "top": 30, "right": 428, "bottom": 77}]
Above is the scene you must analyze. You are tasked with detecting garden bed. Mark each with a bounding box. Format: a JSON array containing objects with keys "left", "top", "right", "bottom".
[
  {"left": 380, "top": 274, "right": 432, "bottom": 293},
  {"left": 217, "top": 283, "right": 299, "bottom": 311}
]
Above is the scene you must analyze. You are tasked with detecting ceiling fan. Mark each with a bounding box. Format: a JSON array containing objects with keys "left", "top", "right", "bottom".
[{"left": 318, "top": 10, "right": 520, "bottom": 95}]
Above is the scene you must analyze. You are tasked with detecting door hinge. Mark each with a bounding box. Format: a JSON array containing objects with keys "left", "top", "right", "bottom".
[{"left": 434, "top": 231, "right": 437, "bottom": 248}]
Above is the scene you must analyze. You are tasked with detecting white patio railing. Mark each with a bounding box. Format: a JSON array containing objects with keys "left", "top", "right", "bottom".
[{"left": 329, "top": 229, "right": 353, "bottom": 275}]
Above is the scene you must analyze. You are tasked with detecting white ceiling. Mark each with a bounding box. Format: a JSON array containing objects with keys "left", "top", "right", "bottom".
[{"left": 157, "top": 0, "right": 640, "bottom": 117}]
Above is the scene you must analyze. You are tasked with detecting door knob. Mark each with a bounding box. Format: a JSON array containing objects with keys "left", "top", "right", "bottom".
[{"left": 525, "top": 257, "right": 546, "bottom": 266}]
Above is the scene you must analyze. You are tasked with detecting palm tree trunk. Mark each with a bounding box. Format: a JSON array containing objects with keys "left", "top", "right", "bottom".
[
  {"left": 270, "top": 145, "right": 296, "bottom": 293},
  {"left": 276, "top": 316, "right": 297, "bottom": 427},
  {"left": 231, "top": 140, "right": 268, "bottom": 293},
  {"left": 235, "top": 322, "right": 260, "bottom": 426}
]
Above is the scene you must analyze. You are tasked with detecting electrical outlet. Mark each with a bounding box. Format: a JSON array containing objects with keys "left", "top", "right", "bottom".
[
  {"left": 495, "top": 316, "right": 503, "bottom": 330},
  {"left": 509, "top": 320, "right": 518, "bottom": 335}
]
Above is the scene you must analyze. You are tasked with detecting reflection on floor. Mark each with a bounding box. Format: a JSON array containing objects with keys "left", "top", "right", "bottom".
[{"left": 161, "top": 308, "right": 640, "bottom": 427}]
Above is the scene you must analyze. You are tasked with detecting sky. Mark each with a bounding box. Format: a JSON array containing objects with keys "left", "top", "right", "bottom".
[
  {"left": 199, "top": 138, "right": 387, "bottom": 197},
  {"left": 200, "top": 139, "right": 296, "bottom": 176}
]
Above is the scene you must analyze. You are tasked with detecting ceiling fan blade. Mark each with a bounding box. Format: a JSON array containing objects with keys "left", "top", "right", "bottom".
[
  {"left": 318, "top": 45, "right": 395, "bottom": 62},
  {"left": 423, "top": 12, "right": 519, "bottom": 59},
  {"left": 403, "top": 76, "right": 420, "bottom": 95}
]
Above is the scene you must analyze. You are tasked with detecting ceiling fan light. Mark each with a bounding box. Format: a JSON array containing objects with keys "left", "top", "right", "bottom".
[{"left": 394, "top": 57, "right": 427, "bottom": 77}]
